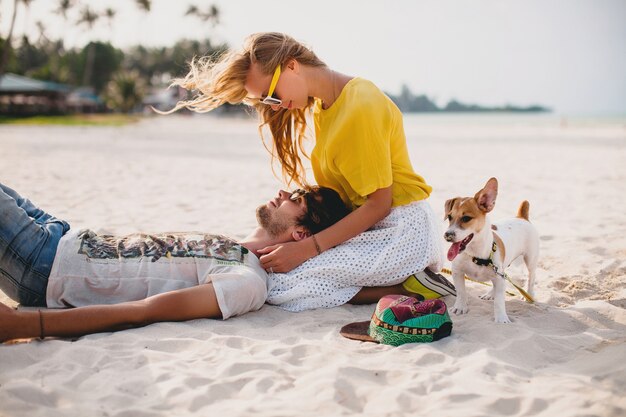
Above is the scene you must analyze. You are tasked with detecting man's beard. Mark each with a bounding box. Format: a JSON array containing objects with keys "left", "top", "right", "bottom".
[{"left": 256, "top": 205, "right": 292, "bottom": 238}]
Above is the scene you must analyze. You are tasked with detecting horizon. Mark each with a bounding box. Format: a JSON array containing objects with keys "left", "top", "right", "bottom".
[{"left": 1, "top": 0, "right": 625, "bottom": 116}]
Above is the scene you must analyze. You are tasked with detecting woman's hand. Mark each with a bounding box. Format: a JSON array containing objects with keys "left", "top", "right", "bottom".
[
  {"left": 258, "top": 187, "right": 393, "bottom": 274},
  {"left": 258, "top": 239, "right": 316, "bottom": 273}
]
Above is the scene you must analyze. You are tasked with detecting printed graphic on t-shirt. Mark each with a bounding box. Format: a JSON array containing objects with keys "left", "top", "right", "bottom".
[{"left": 77, "top": 230, "right": 247, "bottom": 263}]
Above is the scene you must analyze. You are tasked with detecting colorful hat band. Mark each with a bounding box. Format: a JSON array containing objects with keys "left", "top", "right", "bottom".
[{"left": 371, "top": 314, "right": 437, "bottom": 336}]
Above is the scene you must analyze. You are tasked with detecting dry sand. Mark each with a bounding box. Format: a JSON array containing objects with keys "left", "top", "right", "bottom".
[{"left": 0, "top": 114, "right": 625, "bottom": 416}]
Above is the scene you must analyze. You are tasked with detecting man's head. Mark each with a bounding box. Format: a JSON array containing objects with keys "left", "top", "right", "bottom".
[{"left": 256, "top": 186, "right": 350, "bottom": 241}]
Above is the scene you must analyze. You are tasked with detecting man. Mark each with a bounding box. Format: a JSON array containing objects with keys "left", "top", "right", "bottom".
[{"left": 0, "top": 183, "right": 350, "bottom": 342}]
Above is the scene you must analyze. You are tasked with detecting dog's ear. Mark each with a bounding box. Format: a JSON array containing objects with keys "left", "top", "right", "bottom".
[
  {"left": 444, "top": 198, "right": 458, "bottom": 220},
  {"left": 474, "top": 177, "right": 498, "bottom": 213}
]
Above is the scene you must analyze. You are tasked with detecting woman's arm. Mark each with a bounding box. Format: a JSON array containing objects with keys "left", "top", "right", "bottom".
[
  {"left": 0, "top": 284, "right": 221, "bottom": 342},
  {"left": 259, "top": 186, "right": 392, "bottom": 272}
]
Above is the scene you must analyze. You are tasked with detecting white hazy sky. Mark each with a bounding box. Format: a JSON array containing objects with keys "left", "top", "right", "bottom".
[{"left": 2, "top": 0, "right": 625, "bottom": 115}]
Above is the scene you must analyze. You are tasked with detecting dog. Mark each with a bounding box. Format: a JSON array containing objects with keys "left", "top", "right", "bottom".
[{"left": 443, "top": 178, "right": 539, "bottom": 323}]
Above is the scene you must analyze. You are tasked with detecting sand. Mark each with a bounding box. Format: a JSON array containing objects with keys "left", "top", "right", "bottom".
[{"left": 0, "top": 114, "right": 625, "bottom": 416}]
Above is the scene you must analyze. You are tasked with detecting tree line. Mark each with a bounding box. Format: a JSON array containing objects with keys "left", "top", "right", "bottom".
[
  {"left": 0, "top": 1, "right": 548, "bottom": 114},
  {"left": 386, "top": 84, "right": 549, "bottom": 113},
  {"left": 0, "top": 0, "right": 221, "bottom": 113}
]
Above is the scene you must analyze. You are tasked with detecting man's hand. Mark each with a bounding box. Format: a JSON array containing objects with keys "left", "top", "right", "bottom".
[
  {"left": 0, "top": 302, "right": 20, "bottom": 343},
  {"left": 258, "top": 239, "right": 317, "bottom": 273}
]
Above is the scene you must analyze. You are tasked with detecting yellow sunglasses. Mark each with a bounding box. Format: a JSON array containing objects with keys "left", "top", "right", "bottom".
[{"left": 261, "top": 65, "right": 282, "bottom": 106}]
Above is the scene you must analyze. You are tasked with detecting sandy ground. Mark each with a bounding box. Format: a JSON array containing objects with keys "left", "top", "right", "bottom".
[{"left": 0, "top": 114, "right": 625, "bottom": 416}]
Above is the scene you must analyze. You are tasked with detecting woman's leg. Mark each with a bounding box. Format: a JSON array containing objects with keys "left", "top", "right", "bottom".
[
  {"left": 0, "top": 183, "right": 70, "bottom": 306},
  {"left": 348, "top": 284, "right": 409, "bottom": 304},
  {"left": 348, "top": 269, "right": 456, "bottom": 304}
]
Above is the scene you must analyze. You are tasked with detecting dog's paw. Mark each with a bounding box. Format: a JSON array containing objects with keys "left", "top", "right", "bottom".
[
  {"left": 480, "top": 290, "right": 494, "bottom": 300},
  {"left": 451, "top": 304, "right": 469, "bottom": 315},
  {"left": 494, "top": 314, "right": 511, "bottom": 324}
]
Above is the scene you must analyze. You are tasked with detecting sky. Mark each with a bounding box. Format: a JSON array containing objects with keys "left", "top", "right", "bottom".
[{"left": 1, "top": 0, "right": 625, "bottom": 115}]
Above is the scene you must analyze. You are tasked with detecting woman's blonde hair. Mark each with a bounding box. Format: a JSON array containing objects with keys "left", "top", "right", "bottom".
[{"left": 168, "top": 32, "right": 327, "bottom": 186}]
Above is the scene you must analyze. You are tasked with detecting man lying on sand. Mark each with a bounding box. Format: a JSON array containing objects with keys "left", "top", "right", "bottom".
[{"left": 0, "top": 182, "right": 351, "bottom": 342}]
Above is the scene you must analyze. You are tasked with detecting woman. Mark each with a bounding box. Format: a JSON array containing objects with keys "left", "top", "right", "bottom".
[{"left": 167, "top": 32, "right": 446, "bottom": 311}]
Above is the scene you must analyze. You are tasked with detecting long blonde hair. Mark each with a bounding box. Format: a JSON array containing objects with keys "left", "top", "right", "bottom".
[{"left": 168, "top": 32, "right": 327, "bottom": 186}]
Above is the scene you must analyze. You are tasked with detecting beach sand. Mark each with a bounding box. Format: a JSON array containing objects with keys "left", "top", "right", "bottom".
[{"left": 1, "top": 114, "right": 625, "bottom": 416}]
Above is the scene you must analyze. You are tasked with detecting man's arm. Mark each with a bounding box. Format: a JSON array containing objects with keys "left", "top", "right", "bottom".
[{"left": 0, "top": 284, "right": 221, "bottom": 342}]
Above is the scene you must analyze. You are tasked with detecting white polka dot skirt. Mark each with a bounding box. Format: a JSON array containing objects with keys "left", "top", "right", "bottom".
[{"left": 266, "top": 200, "right": 444, "bottom": 312}]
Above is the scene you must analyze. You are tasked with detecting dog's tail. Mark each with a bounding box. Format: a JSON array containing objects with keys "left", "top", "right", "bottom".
[{"left": 517, "top": 200, "right": 530, "bottom": 221}]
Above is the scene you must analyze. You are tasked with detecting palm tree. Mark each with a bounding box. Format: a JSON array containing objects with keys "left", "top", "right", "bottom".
[
  {"left": 185, "top": 4, "right": 220, "bottom": 27},
  {"left": 0, "top": 1, "right": 19, "bottom": 77},
  {"left": 54, "top": 0, "right": 75, "bottom": 19},
  {"left": 76, "top": 5, "right": 100, "bottom": 32},
  {"left": 52, "top": 1, "right": 75, "bottom": 47},
  {"left": 73, "top": 0, "right": 151, "bottom": 87},
  {"left": 0, "top": 0, "right": 34, "bottom": 77},
  {"left": 76, "top": 5, "right": 100, "bottom": 86},
  {"left": 35, "top": 21, "right": 48, "bottom": 44},
  {"left": 47, "top": 0, "right": 76, "bottom": 82},
  {"left": 135, "top": 0, "right": 151, "bottom": 12},
  {"left": 104, "top": 8, "right": 116, "bottom": 25}
]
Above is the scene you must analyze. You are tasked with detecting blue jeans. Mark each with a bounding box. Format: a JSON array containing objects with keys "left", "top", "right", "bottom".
[{"left": 0, "top": 183, "right": 70, "bottom": 306}]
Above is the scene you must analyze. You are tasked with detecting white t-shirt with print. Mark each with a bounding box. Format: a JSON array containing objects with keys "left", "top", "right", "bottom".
[{"left": 46, "top": 229, "right": 267, "bottom": 319}]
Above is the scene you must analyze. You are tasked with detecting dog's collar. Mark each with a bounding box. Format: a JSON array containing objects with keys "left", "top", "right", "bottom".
[{"left": 471, "top": 241, "right": 497, "bottom": 267}]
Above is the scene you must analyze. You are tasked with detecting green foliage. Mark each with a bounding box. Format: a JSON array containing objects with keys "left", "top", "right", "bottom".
[
  {"left": 3, "top": 36, "right": 63, "bottom": 82},
  {"left": 0, "top": 37, "right": 14, "bottom": 71},
  {"left": 79, "top": 42, "right": 124, "bottom": 93},
  {"left": 0, "top": 1, "right": 222, "bottom": 113},
  {"left": 3, "top": 35, "right": 224, "bottom": 93},
  {"left": 122, "top": 39, "right": 226, "bottom": 84},
  {"left": 103, "top": 70, "right": 146, "bottom": 113},
  {"left": 13, "top": 36, "right": 48, "bottom": 72}
]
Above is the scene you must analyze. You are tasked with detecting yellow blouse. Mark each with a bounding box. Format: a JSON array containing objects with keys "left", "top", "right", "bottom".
[{"left": 312, "top": 78, "right": 431, "bottom": 208}]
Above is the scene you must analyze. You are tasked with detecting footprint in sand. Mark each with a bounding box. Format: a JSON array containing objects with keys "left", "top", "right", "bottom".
[
  {"left": 589, "top": 246, "right": 607, "bottom": 256},
  {"left": 549, "top": 276, "right": 571, "bottom": 290},
  {"left": 489, "top": 397, "right": 522, "bottom": 415}
]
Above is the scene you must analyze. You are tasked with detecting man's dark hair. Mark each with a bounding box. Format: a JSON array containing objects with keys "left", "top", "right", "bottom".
[{"left": 295, "top": 186, "right": 352, "bottom": 235}]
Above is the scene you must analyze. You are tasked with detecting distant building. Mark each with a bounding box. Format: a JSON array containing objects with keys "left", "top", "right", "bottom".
[
  {"left": 0, "top": 73, "right": 71, "bottom": 115},
  {"left": 142, "top": 85, "right": 249, "bottom": 116},
  {"left": 143, "top": 85, "right": 187, "bottom": 114},
  {"left": 67, "top": 87, "right": 105, "bottom": 113}
]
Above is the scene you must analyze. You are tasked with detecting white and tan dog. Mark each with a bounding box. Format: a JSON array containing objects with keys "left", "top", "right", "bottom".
[{"left": 444, "top": 178, "right": 539, "bottom": 323}]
